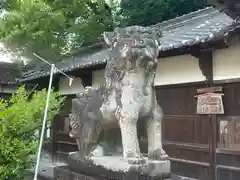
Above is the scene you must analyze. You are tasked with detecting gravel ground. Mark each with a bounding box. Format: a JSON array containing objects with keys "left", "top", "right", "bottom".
[{"left": 28, "top": 151, "right": 66, "bottom": 180}]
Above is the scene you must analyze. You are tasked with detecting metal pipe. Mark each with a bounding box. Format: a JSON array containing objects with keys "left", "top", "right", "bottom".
[{"left": 33, "top": 64, "right": 55, "bottom": 180}]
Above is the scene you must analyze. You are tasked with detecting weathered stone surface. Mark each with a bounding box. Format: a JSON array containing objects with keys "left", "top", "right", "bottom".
[
  {"left": 68, "top": 152, "right": 170, "bottom": 179},
  {"left": 55, "top": 165, "right": 198, "bottom": 180},
  {"left": 54, "top": 165, "right": 172, "bottom": 180},
  {"left": 69, "top": 25, "right": 167, "bottom": 161},
  {"left": 67, "top": 25, "right": 170, "bottom": 178},
  {"left": 54, "top": 166, "right": 97, "bottom": 180}
]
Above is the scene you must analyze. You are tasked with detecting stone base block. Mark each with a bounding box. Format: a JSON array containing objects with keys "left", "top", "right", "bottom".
[
  {"left": 90, "top": 156, "right": 170, "bottom": 177},
  {"left": 54, "top": 165, "right": 173, "bottom": 180},
  {"left": 54, "top": 166, "right": 97, "bottom": 180},
  {"left": 66, "top": 152, "right": 171, "bottom": 180}
]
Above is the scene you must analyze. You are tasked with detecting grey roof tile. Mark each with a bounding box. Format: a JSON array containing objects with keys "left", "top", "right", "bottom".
[
  {"left": 20, "top": 48, "right": 110, "bottom": 82},
  {"left": 20, "top": 7, "right": 240, "bottom": 82},
  {"left": 0, "top": 62, "right": 21, "bottom": 84},
  {"left": 155, "top": 7, "right": 237, "bottom": 51}
]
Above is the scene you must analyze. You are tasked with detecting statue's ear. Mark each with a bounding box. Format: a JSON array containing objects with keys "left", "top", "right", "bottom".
[
  {"left": 103, "top": 31, "right": 115, "bottom": 46},
  {"left": 154, "top": 30, "right": 162, "bottom": 47},
  {"left": 156, "top": 31, "right": 162, "bottom": 39}
]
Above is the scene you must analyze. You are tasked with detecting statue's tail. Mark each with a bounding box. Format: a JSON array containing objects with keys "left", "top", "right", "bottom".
[
  {"left": 69, "top": 97, "right": 85, "bottom": 138},
  {"left": 69, "top": 87, "right": 91, "bottom": 138},
  {"left": 69, "top": 87, "right": 102, "bottom": 158}
]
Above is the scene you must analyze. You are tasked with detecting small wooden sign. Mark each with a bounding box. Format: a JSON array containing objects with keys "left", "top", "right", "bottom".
[
  {"left": 195, "top": 92, "right": 224, "bottom": 114},
  {"left": 197, "top": 86, "right": 222, "bottom": 94}
]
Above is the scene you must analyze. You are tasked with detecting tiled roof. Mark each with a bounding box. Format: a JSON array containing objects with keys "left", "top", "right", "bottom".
[
  {"left": 20, "top": 48, "right": 110, "bottom": 82},
  {"left": 20, "top": 6, "right": 240, "bottom": 82},
  {"left": 154, "top": 6, "right": 239, "bottom": 51},
  {"left": 0, "top": 62, "right": 21, "bottom": 84}
]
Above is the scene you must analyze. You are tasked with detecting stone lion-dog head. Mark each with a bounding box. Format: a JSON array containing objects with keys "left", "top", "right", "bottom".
[{"left": 103, "top": 26, "right": 162, "bottom": 71}]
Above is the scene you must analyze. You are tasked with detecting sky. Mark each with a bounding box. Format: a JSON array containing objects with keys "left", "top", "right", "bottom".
[
  {"left": 0, "top": 43, "right": 13, "bottom": 63},
  {"left": 0, "top": 10, "right": 13, "bottom": 63}
]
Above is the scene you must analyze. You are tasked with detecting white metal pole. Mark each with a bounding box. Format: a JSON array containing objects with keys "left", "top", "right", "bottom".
[{"left": 33, "top": 64, "right": 55, "bottom": 180}]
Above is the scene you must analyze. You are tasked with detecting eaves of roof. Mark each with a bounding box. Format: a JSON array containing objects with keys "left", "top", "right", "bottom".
[{"left": 19, "top": 6, "right": 240, "bottom": 82}]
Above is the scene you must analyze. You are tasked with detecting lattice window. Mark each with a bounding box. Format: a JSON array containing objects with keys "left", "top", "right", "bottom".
[
  {"left": 218, "top": 116, "right": 240, "bottom": 150},
  {"left": 63, "top": 116, "right": 70, "bottom": 133}
]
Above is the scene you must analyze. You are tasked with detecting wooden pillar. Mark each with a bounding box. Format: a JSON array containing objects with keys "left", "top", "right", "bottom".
[
  {"left": 197, "top": 49, "right": 213, "bottom": 85},
  {"left": 50, "top": 75, "right": 60, "bottom": 166},
  {"left": 192, "top": 49, "right": 217, "bottom": 180},
  {"left": 199, "top": 50, "right": 217, "bottom": 180},
  {"left": 207, "top": 0, "right": 240, "bottom": 18},
  {"left": 80, "top": 71, "right": 93, "bottom": 87}
]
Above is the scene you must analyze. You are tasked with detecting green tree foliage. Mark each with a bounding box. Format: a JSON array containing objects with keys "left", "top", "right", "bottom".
[
  {"left": 120, "top": 0, "right": 207, "bottom": 26},
  {"left": 0, "top": 0, "right": 208, "bottom": 61},
  {"left": 0, "top": 0, "right": 114, "bottom": 60},
  {"left": 0, "top": 86, "right": 65, "bottom": 180}
]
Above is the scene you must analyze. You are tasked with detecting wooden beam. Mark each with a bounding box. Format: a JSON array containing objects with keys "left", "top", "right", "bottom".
[
  {"left": 208, "top": 0, "right": 240, "bottom": 18},
  {"left": 80, "top": 72, "right": 93, "bottom": 87},
  {"left": 191, "top": 49, "right": 214, "bottom": 85},
  {"left": 158, "top": 39, "right": 229, "bottom": 59},
  {"left": 197, "top": 86, "right": 223, "bottom": 94}
]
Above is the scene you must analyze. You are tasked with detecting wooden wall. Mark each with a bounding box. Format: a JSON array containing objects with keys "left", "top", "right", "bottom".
[
  {"left": 156, "top": 84, "right": 211, "bottom": 180},
  {"left": 215, "top": 83, "right": 240, "bottom": 180},
  {"left": 154, "top": 82, "right": 240, "bottom": 180}
]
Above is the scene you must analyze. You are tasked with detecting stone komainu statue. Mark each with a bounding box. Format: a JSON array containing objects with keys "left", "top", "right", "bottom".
[{"left": 69, "top": 26, "right": 168, "bottom": 164}]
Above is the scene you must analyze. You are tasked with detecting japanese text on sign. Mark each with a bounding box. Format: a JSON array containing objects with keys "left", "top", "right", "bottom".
[{"left": 196, "top": 93, "right": 224, "bottom": 114}]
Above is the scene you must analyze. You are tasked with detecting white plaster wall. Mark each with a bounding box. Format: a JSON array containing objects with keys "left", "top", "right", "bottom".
[
  {"left": 77, "top": 43, "right": 240, "bottom": 88},
  {"left": 154, "top": 54, "right": 205, "bottom": 86},
  {"left": 90, "top": 55, "right": 206, "bottom": 87},
  {"left": 92, "top": 69, "right": 105, "bottom": 89},
  {"left": 58, "top": 76, "right": 85, "bottom": 95},
  {"left": 213, "top": 42, "right": 240, "bottom": 81}
]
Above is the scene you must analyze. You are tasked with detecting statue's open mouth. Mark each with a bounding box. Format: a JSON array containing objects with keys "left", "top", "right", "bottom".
[
  {"left": 127, "top": 47, "right": 146, "bottom": 55},
  {"left": 130, "top": 44, "right": 146, "bottom": 48},
  {"left": 125, "top": 48, "right": 154, "bottom": 60}
]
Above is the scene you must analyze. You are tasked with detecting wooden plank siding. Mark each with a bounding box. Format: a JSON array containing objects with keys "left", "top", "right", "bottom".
[
  {"left": 215, "top": 83, "right": 240, "bottom": 180},
  {"left": 155, "top": 85, "right": 212, "bottom": 180}
]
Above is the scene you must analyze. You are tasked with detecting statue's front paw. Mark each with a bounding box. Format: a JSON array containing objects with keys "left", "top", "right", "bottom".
[
  {"left": 69, "top": 151, "right": 85, "bottom": 162},
  {"left": 127, "top": 157, "right": 146, "bottom": 165},
  {"left": 148, "top": 148, "right": 169, "bottom": 161},
  {"left": 125, "top": 152, "right": 146, "bottom": 165}
]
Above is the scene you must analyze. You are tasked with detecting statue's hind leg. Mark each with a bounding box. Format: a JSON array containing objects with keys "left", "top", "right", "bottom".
[
  {"left": 91, "top": 128, "right": 121, "bottom": 156},
  {"left": 75, "top": 120, "right": 102, "bottom": 160},
  {"left": 147, "top": 102, "right": 168, "bottom": 160},
  {"left": 85, "top": 121, "right": 103, "bottom": 158}
]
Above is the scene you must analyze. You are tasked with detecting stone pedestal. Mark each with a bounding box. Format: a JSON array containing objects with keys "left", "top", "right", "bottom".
[
  {"left": 54, "top": 152, "right": 172, "bottom": 180},
  {"left": 54, "top": 165, "right": 173, "bottom": 180}
]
